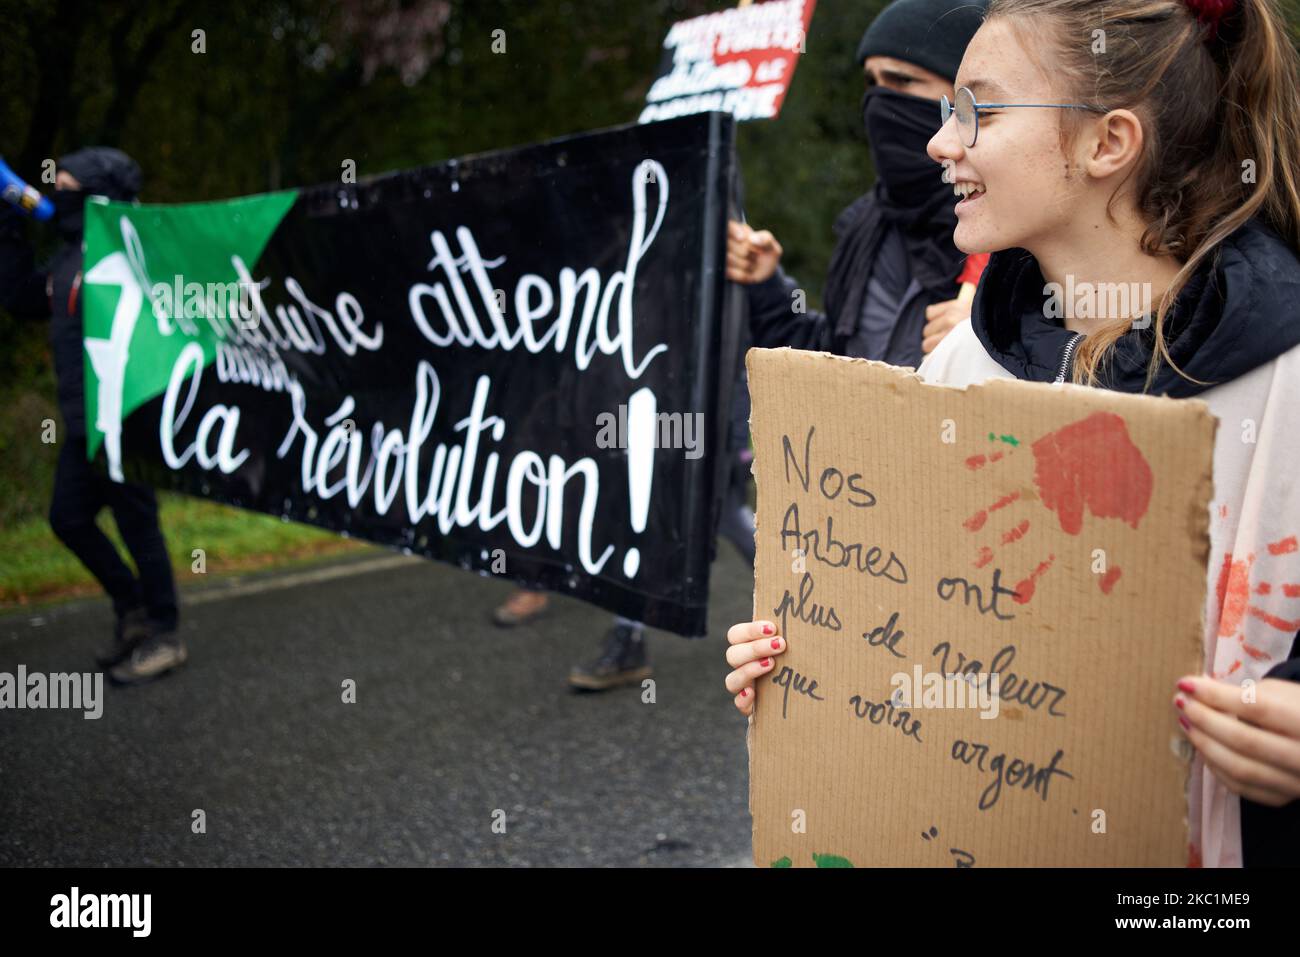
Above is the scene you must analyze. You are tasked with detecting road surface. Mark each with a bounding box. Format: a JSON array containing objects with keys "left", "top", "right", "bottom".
[{"left": 0, "top": 545, "right": 756, "bottom": 867}]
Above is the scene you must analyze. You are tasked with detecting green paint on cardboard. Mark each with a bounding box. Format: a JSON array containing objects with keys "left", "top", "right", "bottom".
[{"left": 812, "top": 852, "right": 854, "bottom": 868}]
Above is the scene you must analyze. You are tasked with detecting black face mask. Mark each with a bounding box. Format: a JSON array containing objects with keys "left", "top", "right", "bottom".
[
  {"left": 51, "top": 189, "right": 86, "bottom": 240},
  {"left": 861, "top": 86, "right": 950, "bottom": 214}
]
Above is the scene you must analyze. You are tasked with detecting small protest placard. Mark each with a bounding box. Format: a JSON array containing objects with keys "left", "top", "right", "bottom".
[
  {"left": 640, "top": 0, "right": 816, "bottom": 124},
  {"left": 748, "top": 348, "right": 1216, "bottom": 867}
]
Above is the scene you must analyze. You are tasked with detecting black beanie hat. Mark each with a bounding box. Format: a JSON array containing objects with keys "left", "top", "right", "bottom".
[
  {"left": 855, "top": 0, "right": 989, "bottom": 81},
  {"left": 56, "top": 147, "right": 143, "bottom": 201}
]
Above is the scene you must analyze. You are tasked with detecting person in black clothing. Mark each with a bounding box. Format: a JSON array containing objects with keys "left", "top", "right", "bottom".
[
  {"left": 0, "top": 147, "right": 186, "bottom": 685},
  {"left": 727, "top": 0, "right": 989, "bottom": 364}
]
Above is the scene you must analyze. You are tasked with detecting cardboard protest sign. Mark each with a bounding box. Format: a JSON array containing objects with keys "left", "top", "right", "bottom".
[
  {"left": 747, "top": 348, "right": 1216, "bottom": 867},
  {"left": 79, "top": 113, "right": 739, "bottom": 636},
  {"left": 640, "top": 0, "right": 816, "bottom": 124}
]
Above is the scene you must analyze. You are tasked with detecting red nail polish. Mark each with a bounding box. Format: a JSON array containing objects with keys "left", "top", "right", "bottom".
[
  {"left": 759, "top": 658, "right": 771, "bottom": 667},
  {"left": 1175, "top": 696, "right": 1185, "bottom": 710},
  {"left": 1177, "top": 680, "right": 1196, "bottom": 695},
  {"left": 771, "top": 638, "right": 782, "bottom": 650},
  {"left": 761, "top": 624, "right": 774, "bottom": 636},
  {"left": 740, "top": 689, "right": 748, "bottom": 697},
  {"left": 1179, "top": 716, "right": 1190, "bottom": 731}
]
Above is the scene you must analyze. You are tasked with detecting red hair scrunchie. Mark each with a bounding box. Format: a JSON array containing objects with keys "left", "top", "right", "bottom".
[{"left": 1183, "top": 0, "right": 1236, "bottom": 42}]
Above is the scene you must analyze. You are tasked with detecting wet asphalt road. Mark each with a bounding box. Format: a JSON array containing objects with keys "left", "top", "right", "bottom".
[{"left": 0, "top": 546, "right": 755, "bottom": 867}]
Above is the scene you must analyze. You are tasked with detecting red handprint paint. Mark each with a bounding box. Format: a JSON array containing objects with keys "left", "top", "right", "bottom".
[
  {"left": 963, "top": 490, "right": 1019, "bottom": 532},
  {"left": 1030, "top": 412, "right": 1153, "bottom": 535},
  {"left": 1001, "top": 520, "right": 1030, "bottom": 544},
  {"left": 1013, "top": 556, "right": 1056, "bottom": 604},
  {"left": 965, "top": 450, "right": 1006, "bottom": 471},
  {"left": 960, "top": 413, "right": 1154, "bottom": 603},
  {"left": 1099, "top": 567, "right": 1123, "bottom": 594},
  {"left": 1211, "top": 532, "right": 1300, "bottom": 677}
]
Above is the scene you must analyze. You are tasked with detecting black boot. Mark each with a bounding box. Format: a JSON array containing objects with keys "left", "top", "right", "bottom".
[
  {"left": 108, "top": 621, "right": 188, "bottom": 686},
  {"left": 568, "top": 621, "right": 651, "bottom": 692},
  {"left": 95, "top": 606, "right": 151, "bottom": 669}
]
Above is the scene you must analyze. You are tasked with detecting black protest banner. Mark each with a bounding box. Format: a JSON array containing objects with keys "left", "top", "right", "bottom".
[{"left": 81, "top": 113, "right": 738, "bottom": 635}]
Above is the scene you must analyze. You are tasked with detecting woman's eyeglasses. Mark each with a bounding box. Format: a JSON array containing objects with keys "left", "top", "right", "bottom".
[{"left": 940, "top": 86, "right": 1110, "bottom": 148}]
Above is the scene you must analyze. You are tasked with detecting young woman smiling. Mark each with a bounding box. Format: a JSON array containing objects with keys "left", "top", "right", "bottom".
[{"left": 725, "top": 0, "right": 1300, "bottom": 867}]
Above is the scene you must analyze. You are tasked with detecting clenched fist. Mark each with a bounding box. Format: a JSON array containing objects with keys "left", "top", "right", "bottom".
[
  {"left": 922, "top": 296, "right": 972, "bottom": 354},
  {"left": 727, "top": 220, "right": 783, "bottom": 284}
]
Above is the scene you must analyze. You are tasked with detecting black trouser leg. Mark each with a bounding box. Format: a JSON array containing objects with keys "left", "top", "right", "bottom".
[
  {"left": 106, "top": 479, "right": 178, "bottom": 630},
  {"left": 48, "top": 437, "right": 141, "bottom": 618}
]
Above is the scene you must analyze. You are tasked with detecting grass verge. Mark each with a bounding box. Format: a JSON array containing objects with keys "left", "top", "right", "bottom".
[{"left": 0, "top": 492, "right": 374, "bottom": 611}]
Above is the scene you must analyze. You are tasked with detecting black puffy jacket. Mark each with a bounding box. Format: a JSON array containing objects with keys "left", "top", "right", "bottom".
[{"left": 745, "top": 192, "right": 962, "bottom": 367}]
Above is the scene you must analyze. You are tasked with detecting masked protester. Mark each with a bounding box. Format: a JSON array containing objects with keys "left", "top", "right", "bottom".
[
  {"left": 0, "top": 147, "right": 186, "bottom": 685},
  {"left": 728, "top": 0, "right": 988, "bottom": 365}
]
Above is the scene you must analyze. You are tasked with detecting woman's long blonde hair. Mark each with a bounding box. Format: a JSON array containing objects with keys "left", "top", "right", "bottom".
[{"left": 985, "top": 0, "right": 1300, "bottom": 387}]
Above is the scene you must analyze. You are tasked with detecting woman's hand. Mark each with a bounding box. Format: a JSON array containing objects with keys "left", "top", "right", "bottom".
[
  {"left": 1175, "top": 675, "right": 1300, "bottom": 807},
  {"left": 726, "top": 220, "right": 783, "bottom": 284},
  {"left": 726, "top": 620, "right": 787, "bottom": 716},
  {"left": 922, "top": 296, "right": 972, "bottom": 354}
]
